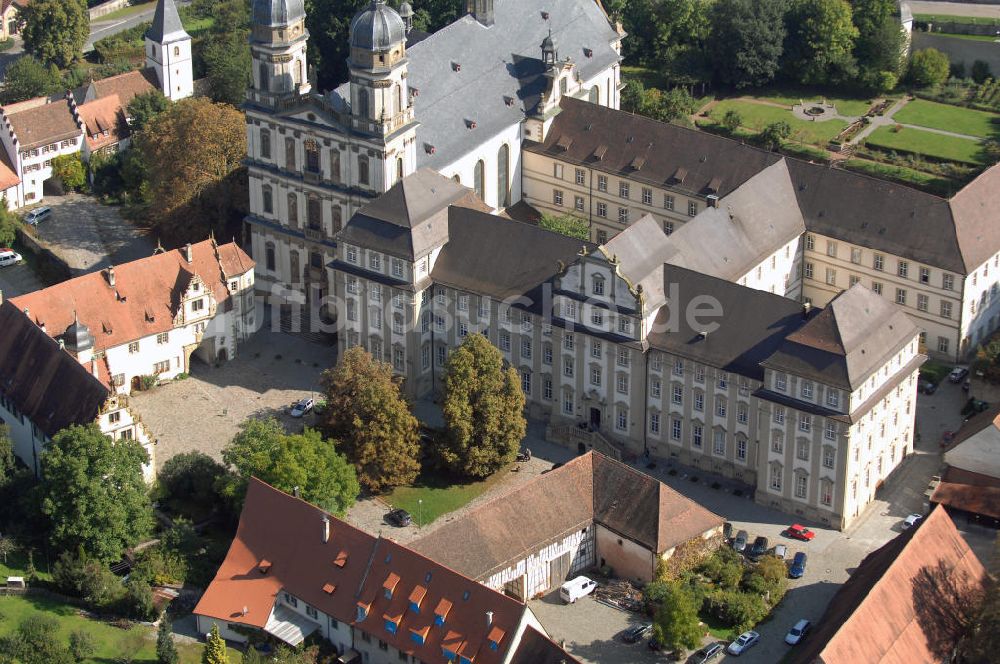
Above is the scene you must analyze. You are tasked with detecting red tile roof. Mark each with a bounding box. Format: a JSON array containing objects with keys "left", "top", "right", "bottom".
[
  {"left": 931, "top": 481, "right": 1000, "bottom": 520},
  {"left": 195, "top": 479, "right": 531, "bottom": 664},
  {"left": 78, "top": 94, "right": 125, "bottom": 151},
  {"left": 5, "top": 97, "right": 81, "bottom": 151},
  {"left": 0, "top": 147, "right": 20, "bottom": 190},
  {"left": 788, "top": 506, "right": 988, "bottom": 664},
  {"left": 89, "top": 70, "right": 158, "bottom": 108},
  {"left": 10, "top": 240, "right": 252, "bottom": 352}
]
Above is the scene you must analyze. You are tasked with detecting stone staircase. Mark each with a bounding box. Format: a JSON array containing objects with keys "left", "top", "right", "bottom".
[{"left": 278, "top": 307, "right": 337, "bottom": 346}]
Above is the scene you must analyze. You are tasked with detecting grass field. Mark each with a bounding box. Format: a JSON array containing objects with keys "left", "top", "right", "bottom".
[
  {"left": 914, "top": 13, "right": 1000, "bottom": 26},
  {"left": 385, "top": 470, "right": 508, "bottom": 526},
  {"left": 893, "top": 99, "right": 1000, "bottom": 139},
  {"left": 749, "top": 89, "right": 876, "bottom": 117},
  {"left": 92, "top": 0, "right": 155, "bottom": 22},
  {"left": 0, "top": 595, "right": 239, "bottom": 663},
  {"left": 865, "top": 125, "right": 985, "bottom": 164},
  {"left": 709, "top": 99, "right": 848, "bottom": 145}
]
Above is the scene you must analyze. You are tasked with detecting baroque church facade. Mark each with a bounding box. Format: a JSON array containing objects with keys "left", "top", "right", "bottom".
[{"left": 245, "top": 0, "right": 623, "bottom": 309}]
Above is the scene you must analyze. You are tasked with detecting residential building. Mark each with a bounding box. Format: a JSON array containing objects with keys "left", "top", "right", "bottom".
[
  {"left": 520, "top": 96, "right": 1000, "bottom": 361},
  {"left": 331, "top": 169, "right": 921, "bottom": 529},
  {"left": 245, "top": 0, "right": 623, "bottom": 313},
  {"left": 0, "top": 299, "right": 156, "bottom": 481},
  {"left": 411, "top": 452, "right": 724, "bottom": 596},
  {"left": 930, "top": 407, "right": 1000, "bottom": 527},
  {"left": 0, "top": 0, "right": 27, "bottom": 42},
  {"left": 788, "top": 506, "right": 988, "bottom": 664},
  {"left": 194, "top": 477, "right": 574, "bottom": 664},
  {"left": 9, "top": 239, "right": 255, "bottom": 395}
]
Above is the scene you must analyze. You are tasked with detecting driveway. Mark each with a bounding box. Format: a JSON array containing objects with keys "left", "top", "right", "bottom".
[
  {"left": 0, "top": 258, "right": 45, "bottom": 297},
  {"left": 28, "top": 193, "right": 155, "bottom": 275},
  {"left": 130, "top": 329, "right": 337, "bottom": 470}
]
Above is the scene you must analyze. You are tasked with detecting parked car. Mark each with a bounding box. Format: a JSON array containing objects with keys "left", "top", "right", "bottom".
[
  {"left": 919, "top": 380, "right": 937, "bottom": 395},
  {"left": 949, "top": 366, "right": 970, "bottom": 383},
  {"left": 384, "top": 508, "right": 412, "bottom": 527},
  {"left": 789, "top": 552, "right": 808, "bottom": 579},
  {"left": 784, "top": 619, "right": 812, "bottom": 645},
  {"left": 0, "top": 249, "right": 21, "bottom": 267},
  {"left": 290, "top": 398, "right": 315, "bottom": 417},
  {"left": 773, "top": 544, "right": 788, "bottom": 560},
  {"left": 559, "top": 575, "right": 597, "bottom": 604},
  {"left": 786, "top": 524, "right": 815, "bottom": 541},
  {"left": 726, "top": 631, "right": 760, "bottom": 656},
  {"left": 23, "top": 206, "right": 51, "bottom": 225},
  {"left": 961, "top": 398, "right": 990, "bottom": 417},
  {"left": 723, "top": 522, "right": 733, "bottom": 541},
  {"left": 748, "top": 536, "right": 769, "bottom": 561},
  {"left": 732, "top": 530, "right": 749, "bottom": 552},
  {"left": 690, "top": 642, "right": 725, "bottom": 663},
  {"left": 620, "top": 622, "right": 652, "bottom": 644},
  {"left": 902, "top": 513, "right": 923, "bottom": 529}
]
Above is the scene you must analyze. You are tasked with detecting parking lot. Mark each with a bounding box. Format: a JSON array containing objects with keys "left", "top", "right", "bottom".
[{"left": 130, "top": 329, "right": 336, "bottom": 470}]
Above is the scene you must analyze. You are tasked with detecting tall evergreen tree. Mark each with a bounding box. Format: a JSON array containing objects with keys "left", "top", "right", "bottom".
[
  {"left": 157, "top": 616, "right": 179, "bottom": 664},
  {"left": 440, "top": 334, "right": 526, "bottom": 478},
  {"left": 321, "top": 346, "right": 421, "bottom": 493},
  {"left": 201, "top": 624, "right": 228, "bottom": 664}
]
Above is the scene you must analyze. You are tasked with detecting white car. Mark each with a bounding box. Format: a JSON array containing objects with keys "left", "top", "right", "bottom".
[
  {"left": 902, "top": 513, "right": 923, "bottom": 529},
  {"left": 785, "top": 619, "right": 811, "bottom": 645},
  {"left": 290, "top": 398, "right": 315, "bottom": 418},
  {"left": 0, "top": 248, "right": 21, "bottom": 267},
  {"left": 727, "top": 630, "right": 760, "bottom": 656}
]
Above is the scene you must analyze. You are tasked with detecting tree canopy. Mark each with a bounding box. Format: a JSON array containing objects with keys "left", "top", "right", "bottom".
[
  {"left": 709, "top": 0, "right": 787, "bottom": 89},
  {"left": 201, "top": 624, "right": 229, "bottom": 664},
  {"left": 321, "top": 346, "right": 421, "bottom": 493},
  {"left": 38, "top": 424, "right": 153, "bottom": 564},
  {"left": 783, "top": 0, "right": 858, "bottom": 86},
  {"left": 1, "top": 56, "right": 62, "bottom": 104},
  {"left": 440, "top": 334, "right": 526, "bottom": 478},
  {"left": 909, "top": 48, "right": 950, "bottom": 88},
  {"left": 127, "top": 91, "right": 170, "bottom": 134},
  {"left": 219, "top": 418, "right": 359, "bottom": 515},
  {"left": 651, "top": 581, "right": 703, "bottom": 652},
  {"left": 19, "top": 0, "right": 89, "bottom": 69}
]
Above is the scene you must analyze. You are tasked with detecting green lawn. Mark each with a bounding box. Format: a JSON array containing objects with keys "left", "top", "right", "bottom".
[
  {"left": 865, "top": 125, "right": 985, "bottom": 164},
  {"left": 914, "top": 13, "right": 1000, "bottom": 26},
  {"left": 621, "top": 65, "right": 670, "bottom": 90},
  {"left": 749, "top": 89, "right": 876, "bottom": 117},
  {"left": 385, "top": 470, "right": 508, "bottom": 526},
  {"left": 92, "top": 0, "right": 156, "bottom": 23},
  {"left": 0, "top": 549, "right": 52, "bottom": 583},
  {"left": 893, "top": 99, "right": 1000, "bottom": 139},
  {"left": 709, "top": 99, "right": 848, "bottom": 145}
]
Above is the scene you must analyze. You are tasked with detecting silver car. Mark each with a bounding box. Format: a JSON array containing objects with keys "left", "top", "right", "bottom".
[
  {"left": 727, "top": 630, "right": 760, "bottom": 656},
  {"left": 785, "top": 619, "right": 811, "bottom": 645}
]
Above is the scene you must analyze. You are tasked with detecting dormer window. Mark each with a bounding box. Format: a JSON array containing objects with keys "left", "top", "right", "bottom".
[
  {"left": 410, "top": 626, "right": 429, "bottom": 645},
  {"left": 592, "top": 275, "right": 605, "bottom": 296},
  {"left": 383, "top": 572, "right": 400, "bottom": 599},
  {"left": 408, "top": 585, "right": 426, "bottom": 613},
  {"left": 434, "top": 598, "right": 452, "bottom": 626},
  {"left": 487, "top": 625, "right": 505, "bottom": 651},
  {"left": 384, "top": 613, "right": 401, "bottom": 633},
  {"left": 356, "top": 601, "right": 370, "bottom": 621}
]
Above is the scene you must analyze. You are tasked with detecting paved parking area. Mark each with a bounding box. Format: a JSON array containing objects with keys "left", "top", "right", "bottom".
[
  {"left": 28, "top": 193, "right": 155, "bottom": 275},
  {"left": 0, "top": 259, "right": 46, "bottom": 297},
  {"left": 130, "top": 330, "right": 336, "bottom": 470}
]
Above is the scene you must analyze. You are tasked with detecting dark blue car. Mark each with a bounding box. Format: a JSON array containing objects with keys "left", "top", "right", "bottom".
[{"left": 789, "top": 552, "right": 808, "bottom": 579}]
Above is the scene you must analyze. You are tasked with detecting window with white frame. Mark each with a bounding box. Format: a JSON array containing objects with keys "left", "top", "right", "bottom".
[
  {"left": 773, "top": 406, "right": 785, "bottom": 424},
  {"left": 616, "top": 406, "right": 627, "bottom": 431},
  {"left": 592, "top": 275, "right": 605, "bottom": 295},
  {"left": 775, "top": 373, "right": 787, "bottom": 391},
  {"left": 564, "top": 333, "right": 575, "bottom": 350},
  {"left": 823, "top": 446, "right": 835, "bottom": 469},
  {"left": 346, "top": 277, "right": 358, "bottom": 294},
  {"left": 520, "top": 338, "right": 532, "bottom": 359},
  {"left": 591, "top": 308, "right": 604, "bottom": 326},
  {"left": 617, "top": 348, "right": 629, "bottom": 367},
  {"left": 717, "top": 372, "right": 728, "bottom": 389},
  {"left": 713, "top": 429, "right": 725, "bottom": 456},
  {"left": 616, "top": 373, "right": 628, "bottom": 394},
  {"left": 591, "top": 340, "right": 602, "bottom": 359},
  {"left": 820, "top": 481, "right": 832, "bottom": 506},
  {"left": 575, "top": 168, "right": 585, "bottom": 184},
  {"left": 826, "top": 390, "right": 840, "bottom": 408},
  {"left": 544, "top": 377, "right": 553, "bottom": 400},
  {"left": 590, "top": 365, "right": 601, "bottom": 386},
  {"left": 716, "top": 398, "right": 726, "bottom": 418},
  {"left": 692, "top": 424, "right": 703, "bottom": 448},
  {"left": 737, "top": 403, "right": 748, "bottom": 424},
  {"left": 673, "top": 358, "right": 684, "bottom": 376},
  {"left": 797, "top": 439, "right": 810, "bottom": 461},
  {"left": 651, "top": 378, "right": 661, "bottom": 398},
  {"left": 499, "top": 330, "right": 510, "bottom": 351},
  {"left": 597, "top": 202, "right": 607, "bottom": 217},
  {"left": 801, "top": 381, "right": 813, "bottom": 399},
  {"left": 521, "top": 370, "right": 531, "bottom": 395},
  {"left": 649, "top": 412, "right": 660, "bottom": 434},
  {"left": 824, "top": 421, "right": 837, "bottom": 441},
  {"left": 391, "top": 259, "right": 404, "bottom": 278},
  {"left": 694, "top": 391, "right": 704, "bottom": 412},
  {"left": 799, "top": 414, "right": 811, "bottom": 432},
  {"left": 563, "top": 392, "right": 574, "bottom": 414},
  {"left": 642, "top": 187, "right": 652, "bottom": 205},
  {"left": 543, "top": 343, "right": 552, "bottom": 364},
  {"left": 672, "top": 384, "right": 683, "bottom": 405},
  {"left": 457, "top": 294, "right": 468, "bottom": 311},
  {"left": 695, "top": 365, "right": 705, "bottom": 383},
  {"left": 671, "top": 418, "right": 682, "bottom": 440},
  {"left": 772, "top": 430, "right": 784, "bottom": 453},
  {"left": 794, "top": 474, "right": 807, "bottom": 499},
  {"left": 770, "top": 464, "right": 782, "bottom": 491},
  {"left": 737, "top": 437, "right": 747, "bottom": 461},
  {"left": 564, "top": 357, "right": 574, "bottom": 377}
]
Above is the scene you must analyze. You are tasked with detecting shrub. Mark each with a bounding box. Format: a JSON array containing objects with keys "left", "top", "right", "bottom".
[
  {"left": 698, "top": 548, "right": 744, "bottom": 590},
  {"left": 120, "top": 578, "right": 157, "bottom": 622},
  {"left": 909, "top": 49, "right": 950, "bottom": 88},
  {"left": 705, "top": 589, "right": 770, "bottom": 632},
  {"left": 69, "top": 629, "right": 97, "bottom": 661},
  {"left": 721, "top": 109, "right": 742, "bottom": 133}
]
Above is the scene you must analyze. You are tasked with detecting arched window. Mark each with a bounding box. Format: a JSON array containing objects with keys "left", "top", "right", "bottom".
[
  {"left": 473, "top": 159, "right": 485, "bottom": 202},
  {"left": 330, "top": 150, "right": 341, "bottom": 183},
  {"left": 358, "top": 155, "right": 370, "bottom": 186},
  {"left": 357, "top": 88, "right": 369, "bottom": 118},
  {"left": 258, "top": 63, "right": 269, "bottom": 91},
  {"left": 589, "top": 85, "right": 600, "bottom": 104},
  {"left": 453, "top": 174, "right": 461, "bottom": 184},
  {"left": 287, "top": 193, "right": 298, "bottom": 227},
  {"left": 289, "top": 250, "right": 300, "bottom": 283},
  {"left": 295, "top": 60, "right": 303, "bottom": 86},
  {"left": 260, "top": 129, "right": 271, "bottom": 159},
  {"left": 496, "top": 144, "right": 510, "bottom": 208},
  {"left": 305, "top": 140, "right": 320, "bottom": 174},
  {"left": 396, "top": 157, "right": 404, "bottom": 182},
  {"left": 173, "top": 46, "right": 180, "bottom": 57},
  {"left": 261, "top": 185, "right": 273, "bottom": 214},
  {"left": 265, "top": 242, "right": 276, "bottom": 271}
]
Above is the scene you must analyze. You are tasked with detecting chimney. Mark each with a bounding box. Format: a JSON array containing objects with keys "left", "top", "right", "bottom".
[
  {"left": 91, "top": 359, "right": 99, "bottom": 379},
  {"left": 293, "top": 486, "right": 300, "bottom": 498},
  {"left": 107, "top": 266, "right": 116, "bottom": 287},
  {"left": 242, "top": 606, "right": 248, "bottom": 616},
  {"left": 486, "top": 611, "right": 493, "bottom": 627},
  {"left": 58, "top": 339, "right": 65, "bottom": 350},
  {"left": 803, "top": 301, "right": 812, "bottom": 318},
  {"left": 183, "top": 243, "right": 193, "bottom": 263},
  {"left": 322, "top": 515, "right": 330, "bottom": 543},
  {"left": 707, "top": 194, "right": 719, "bottom": 208}
]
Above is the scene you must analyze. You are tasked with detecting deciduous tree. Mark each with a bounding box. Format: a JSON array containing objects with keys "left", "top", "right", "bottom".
[
  {"left": 909, "top": 48, "right": 950, "bottom": 88},
  {"left": 0, "top": 423, "right": 14, "bottom": 484},
  {"left": 709, "top": 0, "right": 787, "bottom": 89},
  {"left": 321, "top": 346, "right": 421, "bottom": 493},
  {"left": 651, "top": 581, "right": 703, "bottom": 652},
  {"left": 38, "top": 424, "right": 153, "bottom": 563},
  {"left": 783, "top": 0, "right": 858, "bottom": 86},
  {"left": 852, "top": 0, "right": 904, "bottom": 90},
  {"left": 51, "top": 154, "right": 86, "bottom": 192},
  {"left": 126, "top": 91, "right": 170, "bottom": 134},
  {"left": 19, "top": 0, "right": 89, "bottom": 68},
  {"left": 1, "top": 56, "right": 61, "bottom": 104},
  {"left": 440, "top": 334, "right": 526, "bottom": 478}
]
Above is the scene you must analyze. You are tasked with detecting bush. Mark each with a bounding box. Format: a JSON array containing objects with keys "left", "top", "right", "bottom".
[
  {"left": 757, "top": 120, "right": 792, "bottom": 151},
  {"left": 69, "top": 629, "right": 97, "bottom": 661},
  {"left": 909, "top": 48, "right": 950, "bottom": 88},
  {"left": 972, "top": 60, "right": 993, "bottom": 85},
  {"left": 705, "top": 589, "right": 770, "bottom": 632},
  {"left": 157, "top": 451, "right": 225, "bottom": 518},
  {"left": 51, "top": 550, "right": 125, "bottom": 610},
  {"left": 131, "top": 546, "right": 187, "bottom": 587},
  {"left": 698, "top": 548, "right": 744, "bottom": 590},
  {"left": 120, "top": 578, "right": 157, "bottom": 622},
  {"left": 721, "top": 109, "right": 742, "bottom": 133}
]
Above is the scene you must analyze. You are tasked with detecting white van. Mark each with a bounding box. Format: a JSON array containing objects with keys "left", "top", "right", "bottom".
[
  {"left": 0, "top": 249, "right": 21, "bottom": 267},
  {"left": 24, "top": 207, "right": 51, "bottom": 225},
  {"left": 559, "top": 575, "right": 597, "bottom": 604}
]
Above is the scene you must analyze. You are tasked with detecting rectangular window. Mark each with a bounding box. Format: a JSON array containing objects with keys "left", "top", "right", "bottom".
[
  {"left": 687, "top": 201, "right": 697, "bottom": 217},
  {"left": 826, "top": 390, "right": 840, "bottom": 408},
  {"left": 826, "top": 241, "right": 837, "bottom": 258},
  {"left": 616, "top": 373, "right": 628, "bottom": 394},
  {"left": 553, "top": 189, "right": 564, "bottom": 206},
  {"left": 520, "top": 338, "right": 531, "bottom": 359},
  {"left": 563, "top": 392, "right": 574, "bottom": 414},
  {"left": 850, "top": 247, "right": 862, "bottom": 264},
  {"left": 820, "top": 482, "right": 832, "bottom": 506},
  {"left": 391, "top": 259, "right": 404, "bottom": 278},
  {"left": 804, "top": 262, "right": 814, "bottom": 279},
  {"left": 737, "top": 403, "right": 748, "bottom": 425},
  {"left": 940, "top": 301, "right": 952, "bottom": 319},
  {"left": 591, "top": 308, "right": 604, "bottom": 325},
  {"left": 825, "top": 422, "right": 837, "bottom": 441},
  {"left": 499, "top": 330, "right": 510, "bottom": 352},
  {"left": 521, "top": 370, "right": 531, "bottom": 395},
  {"left": 663, "top": 220, "right": 674, "bottom": 235},
  {"left": 805, "top": 234, "right": 815, "bottom": 250},
  {"left": 616, "top": 407, "right": 627, "bottom": 431},
  {"left": 619, "top": 181, "right": 629, "bottom": 199},
  {"left": 153, "top": 360, "right": 170, "bottom": 374},
  {"left": 823, "top": 447, "right": 835, "bottom": 469},
  {"left": 370, "top": 284, "right": 382, "bottom": 302},
  {"left": 672, "top": 385, "right": 683, "bottom": 405},
  {"left": 564, "top": 333, "right": 574, "bottom": 350},
  {"left": 896, "top": 288, "right": 907, "bottom": 305},
  {"left": 618, "top": 317, "right": 631, "bottom": 335},
  {"left": 128, "top": 342, "right": 139, "bottom": 354},
  {"left": 671, "top": 419, "right": 682, "bottom": 440},
  {"left": 618, "top": 207, "right": 629, "bottom": 224},
  {"left": 544, "top": 378, "right": 553, "bottom": 400},
  {"left": 597, "top": 174, "right": 607, "bottom": 192},
  {"left": 596, "top": 229, "right": 607, "bottom": 244},
  {"left": 108, "top": 411, "right": 121, "bottom": 424},
  {"left": 575, "top": 168, "right": 585, "bottom": 185},
  {"left": 673, "top": 358, "right": 684, "bottom": 377},
  {"left": 770, "top": 465, "right": 782, "bottom": 491},
  {"left": 737, "top": 438, "right": 747, "bottom": 461},
  {"left": 156, "top": 332, "right": 169, "bottom": 344},
  {"left": 574, "top": 196, "right": 584, "bottom": 211},
  {"left": 942, "top": 273, "right": 954, "bottom": 290},
  {"left": 692, "top": 424, "right": 703, "bottom": 448},
  {"left": 694, "top": 392, "right": 704, "bottom": 412},
  {"left": 596, "top": 202, "right": 607, "bottom": 218},
  {"left": 849, "top": 275, "right": 861, "bottom": 287},
  {"left": 775, "top": 373, "right": 787, "bottom": 391},
  {"left": 794, "top": 474, "right": 807, "bottom": 499},
  {"left": 716, "top": 398, "right": 726, "bottom": 418},
  {"left": 717, "top": 372, "right": 728, "bottom": 389},
  {"left": 919, "top": 267, "right": 930, "bottom": 284},
  {"left": 542, "top": 343, "right": 553, "bottom": 365},
  {"left": 563, "top": 357, "right": 574, "bottom": 377},
  {"left": 369, "top": 253, "right": 381, "bottom": 271},
  {"left": 773, "top": 406, "right": 785, "bottom": 424},
  {"left": 917, "top": 294, "right": 928, "bottom": 311},
  {"left": 801, "top": 381, "right": 813, "bottom": 399},
  {"left": 898, "top": 260, "right": 908, "bottom": 278},
  {"left": 651, "top": 378, "right": 661, "bottom": 398},
  {"left": 664, "top": 194, "right": 674, "bottom": 210},
  {"left": 553, "top": 163, "right": 563, "bottom": 179},
  {"left": 826, "top": 268, "right": 837, "bottom": 285},
  {"left": 617, "top": 348, "right": 629, "bottom": 367},
  {"left": 641, "top": 187, "right": 652, "bottom": 205},
  {"left": 591, "top": 341, "right": 602, "bottom": 359},
  {"left": 873, "top": 254, "right": 884, "bottom": 271},
  {"left": 590, "top": 365, "right": 601, "bottom": 386},
  {"left": 938, "top": 336, "right": 949, "bottom": 353},
  {"left": 797, "top": 439, "right": 810, "bottom": 461},
  {"left": 346, "top": 246, "right": 358, "bottom": 264}
]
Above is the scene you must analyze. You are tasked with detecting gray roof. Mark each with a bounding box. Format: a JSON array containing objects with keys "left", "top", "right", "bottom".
[
  {"left": 646, "top": 266, "right": 814, "bottom": 381},
  {"left": 252, "top": 0, "right": 305, "bottom": 28},
  {"left": 147, "top": 0, "right": 188, "bottom": 43},
  {"left": 662, "top": 160, "right": 806, "bottom": 282},
  {"left": 432, "top": 206, "right": 592, "bottom": 300},
  {"left": 62, "top": 314, "right": 94, "bottom": 353},
  {"left": 600, "top": 214, "right": 669, "bottom": 312},
  {"left": 336, "top": 168, "right": 475, "bottom": 260},
  {"left": 761, "top": 284, "right": 918, "bottom": 390},
  {"left": 332, "top": 0, "right": 621, "bottom": 170},
  {"left": 949, "top": 163, "right": 1000, "bottom": 273},
  {"left": 349, "top": 0, "right": 406, "bottom": 51}
]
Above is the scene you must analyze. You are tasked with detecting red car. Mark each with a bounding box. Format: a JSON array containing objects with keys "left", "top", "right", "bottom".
[{"left": 786, "top": 524, "right": 815, "bottom": 541}]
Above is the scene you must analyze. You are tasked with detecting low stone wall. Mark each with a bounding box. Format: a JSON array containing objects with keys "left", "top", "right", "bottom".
[
  {"left": 16, "top": 227, "right": 71, "bottom": 283},
  {"left": 913, "top": 32, "right": 1000, "bottom": 79},
  {"left": 89, "top": 0, "right": 133, "bottom": 21}
]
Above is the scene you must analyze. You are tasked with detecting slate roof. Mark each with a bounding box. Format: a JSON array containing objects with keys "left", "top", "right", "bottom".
[
  {"left": 431, "top": 206, "right": 593, "bottom": 300},
  {"left": 601, "top": 214, "right": 670, "bottom": 312},
  {"left": 332, "top": 0, "right": 621, "bottom": 170},
  {"left": 761, "top": 284, "right": 918, "bottom": 391},
  {"left": 5, "top": 97, "right": 80, "bottom": 151},
  {"left": 10, "top": 240, "right": 253, "bottom": 353},
  {"left": 525, "top": 96, "right": 782, "bottom": 198},
  {"left": 410, "top": 452, "right": 723, "bottom": 581},
  {"left": 252, "top": 0, "right": 305, "bottom": 28},
  {"left": 194, "top": 478, "right": 529, "bottom": 664},
  {"left": 942, "top": 410, "right": 1000, "bottom": 479},
  {"left": 949, "top": 162, "right": 1000, "bottom": 273},
  {"left": 0, "top": 300, "right": 110, "bottom": 439},
  {"left": 787, "top": 506, "right": 988, "bottom": 664},
  {"left": 147, "top": 0, "right": 188, "bottom": 43},
  {"left": 509, "top": 626, "right": 581, "bottom": 664},
  {"left": 659, "top": 159, "right": 806, "bottom": 282},
  {"left": 646, "top": 266, "right": 814, "bottom": 381}
]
